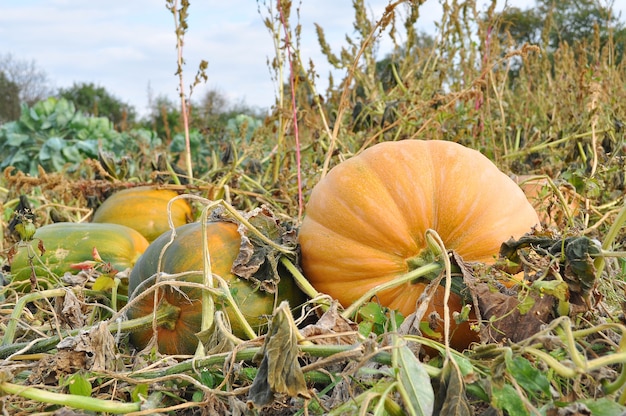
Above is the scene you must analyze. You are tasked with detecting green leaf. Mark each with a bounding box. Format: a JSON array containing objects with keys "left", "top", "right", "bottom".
[
  {"left": 358, "top": 301, "right": 386, "bottom": 324},
  {"left": 62, "top": 144, "right": 83, "bottom": 163},
  {"left": 200, "top": 370, "right": 216, "bottom": 388},
  {"left": 395, "top": 344, "right": 434, "bottom": 416},
  {"left": 579, "top": 398, "right": 626, "bottom": 415},
  {"left": 491, "top": 383, "right": 529, "bottom": 416},
  {"left": 92, "top": 275, "right": 115, "bottom": 291},
  {"left": 39, "top": 137, "right": 64, "bottom": 160},
  {"left": 532, "top": 280, "right": 569, "bottom": 302},
  {"left": 505, "top": 353, "right": 551, "bottom": 398},
  {"left": 66, "top": 373, "right": 92, "bottom": 397},
  {"left": 131, "top": 384, "right": 149, "bottom": 402},
  {"left": 75, "top": 139, "right": 99, "bottom": 156},
  {"left": 517, "top": 294, "right": 535, "bottom": 315},
  {"left": 5, "top": 132, "right": 30, "bottom": 147}
]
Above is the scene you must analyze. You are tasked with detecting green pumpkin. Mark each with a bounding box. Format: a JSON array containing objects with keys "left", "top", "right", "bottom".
[
  {"left": 126, "top": 221, "right": 306, "bottom": 355},
  {"left": 10, "top": 222, "right": 150, "bottom": 290}
]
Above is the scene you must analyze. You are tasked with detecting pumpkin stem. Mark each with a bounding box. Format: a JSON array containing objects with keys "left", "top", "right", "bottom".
[{"left": 405, "top": 249, "right": 438, "bottom": 275}]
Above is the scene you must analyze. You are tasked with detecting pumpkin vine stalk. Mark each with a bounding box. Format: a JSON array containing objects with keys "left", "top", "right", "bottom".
[
  {"left": 341, "top": 261, "right": 443, "bottom": 320},
  {"left": 0, "top": 381, "right": 141, "bottom": 414}
]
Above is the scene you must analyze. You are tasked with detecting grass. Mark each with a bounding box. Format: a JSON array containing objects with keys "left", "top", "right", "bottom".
[{"left": 1, "top": 0, "right": 626, "bottom": 414}]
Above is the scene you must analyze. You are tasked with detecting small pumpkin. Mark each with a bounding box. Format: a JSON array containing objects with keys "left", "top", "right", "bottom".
[
  {"left": 92, "top": 186, "right": 192, "bottom": 242},
  {"left": 299, "top": 140, "right": 540, "bottom": 350},
  {"left": 10, "top": 222, "right": 150, "bottom": 290},
  {"left": 126, "top": 221, "right": 306, "bottom": 355}
]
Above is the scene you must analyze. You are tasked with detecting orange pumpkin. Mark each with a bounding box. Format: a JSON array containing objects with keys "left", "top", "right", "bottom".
[
  {"left": 299, "top": 140, "right": 540, "bottom": 350},
  {"left": 92, "top": 186, "right": 192, "bottom": 242},
  {"left": 126, "top": 221, "right": 306, "bottom": 355}
]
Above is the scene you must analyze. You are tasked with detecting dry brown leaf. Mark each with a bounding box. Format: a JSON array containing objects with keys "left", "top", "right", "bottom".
[
  {"left": 300, "top": 302, "right": 359, "bottom": 345},
  {"left": 56, "top": 322, "right": 121, "bottom": 372},
  {"left": 247, "top": 301, "right": 310, "bottom": 408},
  {"left": 212, "top": 205, "right": 296, "bottom": 293},
  {"left": 477, "top": 284, "right": 554, "bottom": 344},
  {"left": 54, "top": 288, "right": 86, "bottom": 329}
]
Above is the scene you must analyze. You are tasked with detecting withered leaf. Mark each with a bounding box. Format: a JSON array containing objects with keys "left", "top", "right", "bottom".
[
  {"left": 196, "top": 310, "right": 236, "bottom": 355},
  {"left": 54, "top": 288, "right": 86, "bottom": 329},
  {"left": 562, "top": 236, "right": 600, "bottom": 294},
  {"left": 498, "top": 233, "right": 599, "bottom": 302},
  {"left": 477, "top": 284, "right": 554, "bottom": 344},
  {"left": 499, "top": 233, "right": 556, "bottom": 263},
  {"left": 56, "top": 322, "right": 120, "bottom": 372},
  {"left": 434, "top": 360, "right": 473, "bottom": 416},
  {"left": 212, "top": 205, "right": 295, "bottom": 293},
  {"left": 300, "top": 302, "right": 359, "bottom": 345},
  {"left": 248, "top": 301, "right": 310, "bottom": 408}
]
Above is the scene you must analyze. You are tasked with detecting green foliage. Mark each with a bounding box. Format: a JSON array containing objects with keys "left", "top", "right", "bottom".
[
  {"left": 495, "top": 0, "right": 625, "bottom": 66},
  {"left": 140, "top": 94, "right": 180, "bottom": 143},
  {"left": 62, "top": 373, "right": 92, "bottom": 397},
  {"left": 58, "top": 82, "right": 137, "bottom": 130},
  {"left": 0, "top": 97, "right": 161, "bottom": 176},
  {"left": 0, "top": 70, "right": 20, "bottom": 123},
  {"left": 168, "top": 112, "right": 263, "bottom": 177}
]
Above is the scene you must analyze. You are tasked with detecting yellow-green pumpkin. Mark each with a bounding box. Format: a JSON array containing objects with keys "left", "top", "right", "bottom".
[
  {"left": 92, "top": 186, "right": 192, "bottom": 242},
  {"left": 126, "top": 221, "right": 306, "bottom": 355}
]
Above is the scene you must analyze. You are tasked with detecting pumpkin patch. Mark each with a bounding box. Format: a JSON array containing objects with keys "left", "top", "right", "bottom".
[{"left": 299, "top": 139, "right": 541, "bottom": 350}]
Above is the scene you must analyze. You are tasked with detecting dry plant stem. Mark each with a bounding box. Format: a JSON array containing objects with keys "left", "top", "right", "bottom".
[
  {"left": 267, "top": 1, "right": 286, "bottom": 186},
  {"left": 277, "top": 0, "right": 303, "bottom": 221},
  {"left": 171, "top": 195, "right": 262, "bottom": 340},
  {"left": 279, "top": 257, "right": 323, "bottom": 301},
  {"left": 377, "top": 382, "right": 405, "bottom": 416},
  {"left": 330, "top": 379, "right": 404, "bottom": 416},
  {"left": 169, "top": 0, "right": 194, "bottom": 184},
  {"left": 518, "top": 175, "right": 576, "bottom": 227},
  {"left": 0, "top": 381, "right": 141, "bottom": 414},
  {"left": 519, "top": 317, "right": 626, "bottom": 398},
  {"left": 425, "top": 229, "right": 452, "bottom": 354},
  {"left": 130, "top": 343, "right": 406, "bottom": 380},
  {"left": 321, "top": 1, "right": 401, "bottom": 177},
  {"left": 169, "top": 195, "right": 294, "bottom": 255},
  {"left": 502, "top": 129, "right": 609, "bottom": 159}
]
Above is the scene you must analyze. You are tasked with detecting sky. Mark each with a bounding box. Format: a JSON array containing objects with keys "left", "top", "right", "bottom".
[{"left": 0, "top": 0, "right": 623, "bottom": 118}]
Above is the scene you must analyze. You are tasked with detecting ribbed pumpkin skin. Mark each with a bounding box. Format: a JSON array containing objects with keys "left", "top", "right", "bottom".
[
  {"left": 10, "top": 222, "right": 150, "bottom": 288},
  {"left": 299, "top": 140, "right": 540, "bottom": 349},
  {"left": 92, "top": 186, "right": 192, "bottom": 242},
  {"left": 127, "top": 221, "right": 306, "bottom": 355}
]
